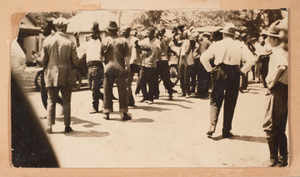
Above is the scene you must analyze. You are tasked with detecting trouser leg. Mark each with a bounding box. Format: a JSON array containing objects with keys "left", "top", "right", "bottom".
[
  {"left": 209, "top": 78, "right": 225, "bottom": 132},
  {"left": 117, "top": 70, "right": 128, "bottom": 113},
  {"left": 47, "top": 87, "right": 58, "bottom": 126},
  {"left": 61, "top": 86, "right": 72, "bottom": 126},
  {"left": 179, "top": 63, "right": 186, "bottom": 95},
  {"left": 222, "top": 72, "right": 240, "bottom": 134},
  {"left": 126, "top": 65, "right": 135, "bottom": 105},
  {"left": 185, "top": 65, "right": 192, "bottom": 95},
  {"left": 160, "top": 61, "right": 173, "bottom": 94},
  {"left": 103, "top": 70, "right": 114, "bottom": 113},
  {"left": 140, "top": 67, "right": 148, "bottom": 100},
  {"left": 148, "top": 68, "right": 157, "bottom": 102}
]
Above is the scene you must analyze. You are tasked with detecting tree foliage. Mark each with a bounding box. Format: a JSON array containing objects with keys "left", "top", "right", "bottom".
[
  {"left": 28, "top": 11, "right": 78, "bottom": 29},
  {"left": 131, "top": 9, "right": 284, "bottom": 37}
]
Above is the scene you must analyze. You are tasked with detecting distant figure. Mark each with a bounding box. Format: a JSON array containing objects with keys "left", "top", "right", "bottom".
[
  {"left": 41, "top": 18, "right": 79, "bottom": 133},
  {"left": 31, "top": 51, "right": 38, "bottom": 66}
]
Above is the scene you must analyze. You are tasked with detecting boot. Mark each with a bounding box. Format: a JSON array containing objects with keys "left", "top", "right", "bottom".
[
  {"left": 278, "top": 135, "right": 288, "bottom": 167},
  {"left": 265, "top": 141, "right": 279, "bottom": 167}
]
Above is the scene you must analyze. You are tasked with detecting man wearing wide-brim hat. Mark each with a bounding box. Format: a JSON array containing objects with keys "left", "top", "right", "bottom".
[
  {"left": 100, "top": 21, "right": 131, "bottom": 121},
  {"left": 262, "top": 19, "right": 289, "bottom": 167},
  {"left": 200, "top": 22, "right": 255, "bottom": 138},
  {"left": 41, "top": 17, "right": 80, "bottom": 133}
]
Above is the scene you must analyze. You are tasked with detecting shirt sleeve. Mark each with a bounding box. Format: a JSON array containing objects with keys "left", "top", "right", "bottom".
[
  {"left": 71, "top": 42, "right": 80, "bottom": 66},
  {"left": 240, "top": 44, "right": 256, "bottom": 74},
  {"left": 200, "top": 43, "right": 215, "bottom": 72}
]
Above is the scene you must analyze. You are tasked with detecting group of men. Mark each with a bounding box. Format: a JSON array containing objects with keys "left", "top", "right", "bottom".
[{"left": 38, "top": 17, "right": 288, "bottom": 167}]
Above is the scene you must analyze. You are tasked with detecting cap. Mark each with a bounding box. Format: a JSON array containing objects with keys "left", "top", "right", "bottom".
[
  {"left": 202, "top": 32, "right": 211, "bottom": 37},
  {"left": 220, "top": 23, "right": 236, "bottom": 36},
  {"left": 53, "top": 18, "right": 70, "bottom": 28}
]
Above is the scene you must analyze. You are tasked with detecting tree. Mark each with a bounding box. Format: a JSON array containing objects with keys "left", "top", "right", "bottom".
[{"left": 130, "top": 9, "right": 284, "bottom": 37}]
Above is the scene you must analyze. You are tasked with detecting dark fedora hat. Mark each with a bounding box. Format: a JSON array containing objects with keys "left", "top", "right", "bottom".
[
  {"left": 106, "top": 21, "right": 119, "bottom": 30},
  {"left": 91, "top": 21, "right": 101, "bottom": 32}
]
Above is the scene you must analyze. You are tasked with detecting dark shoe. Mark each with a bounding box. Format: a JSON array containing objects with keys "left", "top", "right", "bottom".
[
  {"left": 264, "top": 158, "right": 278, "bottom": 167},
  {"left": 122, "top": 113, "right": 132, "bottom": 121},
  {"left": 206, "top": 131, "right": 214, "bottom": 136},
  {"left": 222, "top": 132, "right": 233, "bottom": 138},
  {"left": 191, "top": 87, "right": 195, "bottom": 93},
  {"left": 139, "top": 99, "right": 148, "bottom": 103},
  {"left": 168, "top": 93, "right": 173, "bottom": 100},
  {"left": 89, "top": 108, "right": 98, "bottom": 114},
  {"left": 277, "top": 160, "right": 288, "bottom": 167},
  {"left": 103, "top": 113, "right": 110, "bottom": 120},
  {"left": 65, "top": 126, "right": 73, "bottom": 133},
  {"left": 154, "top": 95, "right": 159, "bottom": 99}
]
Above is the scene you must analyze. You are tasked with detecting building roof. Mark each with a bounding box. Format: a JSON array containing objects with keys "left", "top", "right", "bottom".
[
  {"left": 19, "top": 14, "right": 41, "bottom": 35},
  {"left": 66, "top": 10, "right": 119, "bottom": 33}
]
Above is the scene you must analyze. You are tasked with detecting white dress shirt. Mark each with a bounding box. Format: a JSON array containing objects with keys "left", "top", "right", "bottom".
[{"left": 200, "top": 37, "right": 255, "bottom": 74}]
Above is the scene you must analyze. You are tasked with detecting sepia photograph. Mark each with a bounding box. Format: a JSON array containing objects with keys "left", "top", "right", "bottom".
[{"left": 11, "top": 8, "right": 289, "bottom": 169}]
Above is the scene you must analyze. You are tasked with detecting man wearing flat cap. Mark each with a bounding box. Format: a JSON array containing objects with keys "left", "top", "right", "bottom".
[
  {"left": 262, "top": 19, "right": 289, "bottom": 167},
  {"left": 200, "top": 23, "right": 255, "bottom": 138},
  {"left": 100, "top": 21, "right": 131, "bottom": 120},
  {"left": 41, "top": 17, "right": 79, "bottom": 133}
]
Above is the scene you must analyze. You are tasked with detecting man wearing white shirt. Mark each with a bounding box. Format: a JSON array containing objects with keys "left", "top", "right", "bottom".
[
  {"left": 200, "top": 23, "right": 255, "bottom": 138},
  {"left": 77, "top": 22, "right": 104, "bottom": 113}
]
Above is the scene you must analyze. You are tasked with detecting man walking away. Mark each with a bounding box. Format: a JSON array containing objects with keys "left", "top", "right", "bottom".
[
  {"left": 101, "top": 21, "right": 131, "bottom": 121},
  {"left": 200, "top": 23, "right": 255, "bottom": 138},
  {"left": 41, "top": 18, "right": 79, "bottom": 133}
]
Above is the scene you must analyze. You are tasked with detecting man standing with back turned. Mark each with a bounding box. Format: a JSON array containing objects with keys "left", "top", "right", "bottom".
[
  {"left": 101, "top": 21, "right": 131, "bottom": 121},
  {"left": 41, "top": 18, "right": 79, "bottom": 133},
  {"left": 200, "top": 23, "right": 255, "bottom": 138}
]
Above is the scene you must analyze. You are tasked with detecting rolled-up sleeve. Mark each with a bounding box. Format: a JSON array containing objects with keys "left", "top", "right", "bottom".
[
  {"left": 240, "top": 45, "right": 255, "bottom": 74},
  {"left": 200, "top": 43, "right": 215, "bottom": 72}
]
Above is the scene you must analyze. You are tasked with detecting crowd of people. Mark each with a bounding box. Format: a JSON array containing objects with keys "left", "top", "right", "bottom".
[{"left": 11, "top": 14, "right": 288, "bottom": 167}]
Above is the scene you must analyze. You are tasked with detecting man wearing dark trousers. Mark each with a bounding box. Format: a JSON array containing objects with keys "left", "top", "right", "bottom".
[
  {"left": 138, "top": 27, "right": 161, "bottom": 104},
  {"left": 100, "top": 21, "right": 131, "bottom": 121},
  {"left": 76, "top": 22, "right": 104, "bottom": 113},
  {"left": 200, "top": 23, "right": 255, "bottom": 138},
  {"left": 197, "top": 32, "right": 212, "bottom": 98},
  {"left": 262, "top": 19, "right": 288, "bottom": 167},
  {"left": 156, "top": 27, "right": 175, "bottom": 100}
]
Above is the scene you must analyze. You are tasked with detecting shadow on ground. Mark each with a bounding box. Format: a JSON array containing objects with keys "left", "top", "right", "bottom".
[
  {"left": 153, "top": 101, "right": 192, "bottom": 109},
  {"left": 209, "top": 134, "right": 267, "bottom": 143},
  {"left": 63, "top": 130, "right": 110, "bottom": 138},
  {"left": 56, "top": 117, "right": 100, "bottom": 127}
]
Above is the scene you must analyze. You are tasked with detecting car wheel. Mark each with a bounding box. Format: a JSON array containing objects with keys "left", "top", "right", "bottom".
[{"left": 34, "top": 70, "right": 43, "bottom": 91}]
